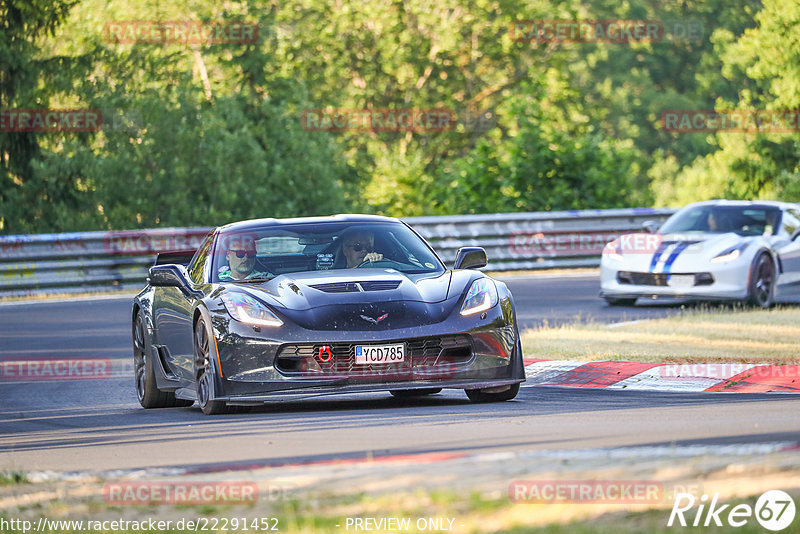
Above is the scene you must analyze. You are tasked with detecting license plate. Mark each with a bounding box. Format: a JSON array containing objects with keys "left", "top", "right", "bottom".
[
  {"left": 668, "top": 274, "right": 695, "bottom": 288},
  {"left": 355, "top": 344, "right": 405, "bottom": 364}
]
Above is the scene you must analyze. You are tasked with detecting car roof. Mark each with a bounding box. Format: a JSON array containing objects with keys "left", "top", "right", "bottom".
[
  {"left": 685, "top": 199, "right": 799, "bottom": 210},
  {"left": 218, "top": 214, "right": 402, "bottom": 233}
]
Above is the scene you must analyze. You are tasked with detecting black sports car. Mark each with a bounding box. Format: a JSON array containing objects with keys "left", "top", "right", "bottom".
[{"left": 132, "top": 215, "right": 525, "bottom": 414}]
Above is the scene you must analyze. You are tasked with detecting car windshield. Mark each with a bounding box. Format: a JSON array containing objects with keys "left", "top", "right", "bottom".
[
  {"left": 658, "top": 205, "right": 781, "bottom": 236},
  {"left": 211, "top": 221, "right": 444, "bottom": 282}
]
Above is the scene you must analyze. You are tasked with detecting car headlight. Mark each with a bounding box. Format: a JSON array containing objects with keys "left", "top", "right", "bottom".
[
  {"left": 711, "top": 243, "right": 748, "bottom": 264},
  {"left": 460, "top": 278, "right": 498, "bottom": 316},
  {"left": 221, "top": 293, "right": 283, "bottom": 327}
]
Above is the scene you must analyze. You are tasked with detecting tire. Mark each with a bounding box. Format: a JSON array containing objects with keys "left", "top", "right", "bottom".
[
  {"left": 604, "top": 297, "right": 637, "bottom": 306},
  {"left": 465, "top": 383, "right": 520, "bottom": 403},
  {"left": 389, "top": 388, "right": 442, "bottom": 398},
  {"left": 747, "top": 253, "right": 775, "bottom": 308},
  {"left": 133, "top": 312, "right": 192, "bottom": 408},
  {"left": 193, "top": 315, "right": 230, "bottom": 415}
]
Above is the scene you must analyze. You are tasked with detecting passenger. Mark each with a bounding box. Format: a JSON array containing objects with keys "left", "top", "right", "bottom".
[{"left": 340, "top": 230, "right": 383, "bottom": 268}]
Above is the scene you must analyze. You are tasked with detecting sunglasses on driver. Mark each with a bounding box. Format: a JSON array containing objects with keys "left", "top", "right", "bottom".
[
  {"left": 346, "top": 242, "right": 373, "bottom": 252},
  {"left": 230, "top": 249, "right": 256, "bottom": 259}
]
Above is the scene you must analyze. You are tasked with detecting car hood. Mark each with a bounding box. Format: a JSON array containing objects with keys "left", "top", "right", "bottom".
[{"left": 224, "top": 269, "right": 463, "bottom": 330}]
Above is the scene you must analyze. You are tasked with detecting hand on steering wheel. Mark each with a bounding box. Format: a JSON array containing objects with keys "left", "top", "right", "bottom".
[
  {"left": 356, "top": 253, "right": 386, "bottom": 267},
  {"left": 364, "top": 252, "right": 383, "bottom": 263}
]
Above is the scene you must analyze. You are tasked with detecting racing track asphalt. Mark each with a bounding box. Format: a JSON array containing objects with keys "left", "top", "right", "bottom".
[{"left": 1, "top": 273, "right": 798, "bottom": 474}]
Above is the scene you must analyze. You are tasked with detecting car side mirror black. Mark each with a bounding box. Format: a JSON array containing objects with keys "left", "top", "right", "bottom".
[
  {"left": 149, "top": 264, "right": 192, "bottom": 289},
  {"left": 454, "top": 247, "right": 488, "bottom": 270},
  {"left": 642, "top": 220, "right": 660, "bottom": 234}
]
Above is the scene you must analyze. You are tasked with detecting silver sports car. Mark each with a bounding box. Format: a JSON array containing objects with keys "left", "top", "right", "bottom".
[{"left": 600, "top": 200, "right": 800, "bottom": 307}]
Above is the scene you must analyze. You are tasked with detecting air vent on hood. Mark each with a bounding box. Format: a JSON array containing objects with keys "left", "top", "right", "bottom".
[{"left": 309, "top": 280, "right": 402, "bottom": 293}]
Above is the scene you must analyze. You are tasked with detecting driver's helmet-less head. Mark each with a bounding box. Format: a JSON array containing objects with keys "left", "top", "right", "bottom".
[{"left": 338, "top": 229, "right": 375, "bottom": 268}]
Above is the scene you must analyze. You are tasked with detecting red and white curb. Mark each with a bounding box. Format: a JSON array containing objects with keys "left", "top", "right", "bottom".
[{"left": 523, "top": 359, "right": 800, "bottom": 393}]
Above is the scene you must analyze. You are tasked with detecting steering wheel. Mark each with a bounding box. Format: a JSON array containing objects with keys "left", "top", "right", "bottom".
[{"left": 355, "top": 258, "right": 406, "bottom": 269}]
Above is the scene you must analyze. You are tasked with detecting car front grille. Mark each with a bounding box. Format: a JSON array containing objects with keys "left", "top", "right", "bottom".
[
  {"left": 618, "top": 271, "right": 669, "bottom": 286},
  {"left": 274, "top": 334, "right": 473, "bottom": 377},
  {"left": 617, "top": 271, "right": 714, "bottom": 287}
]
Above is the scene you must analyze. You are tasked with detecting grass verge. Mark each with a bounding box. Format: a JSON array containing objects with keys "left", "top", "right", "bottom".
[
  {"left": 0, "top": 289, "right": 136, "bottom": 303},
  {"left": 0, "top": 472, "right": 27, "bottom": 486},
  {"left": 521, "top": 305, "right": 800, "bottom": 363}
]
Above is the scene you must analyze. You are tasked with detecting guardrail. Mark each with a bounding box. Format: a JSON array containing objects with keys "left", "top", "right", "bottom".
[{"left": 0, "top": 208, "right": 676, "bottom": 298}]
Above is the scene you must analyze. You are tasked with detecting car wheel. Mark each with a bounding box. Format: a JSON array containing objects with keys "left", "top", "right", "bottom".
[
  {"left": 465, "top": 383, "right": 520, "bottom": 403},
  {"left": 133, "top": 312, "right": 191, "bottom": 408},
  {"left": 604, "top": 297, "right": 637, "bottom": 306},
  {"left": 747, "top": 253, "right": 774, "bottom": 308},
  {"left": 194, "top": 316, "right": 229, "bottom": 415},
  {"left": 389, "top": 388, "right": 442, "bottom": 398}
]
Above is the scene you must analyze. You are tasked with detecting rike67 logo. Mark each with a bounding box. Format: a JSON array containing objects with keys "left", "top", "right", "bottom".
[{"left": 668, "top": 490, "right": 796, "bottom": 531}]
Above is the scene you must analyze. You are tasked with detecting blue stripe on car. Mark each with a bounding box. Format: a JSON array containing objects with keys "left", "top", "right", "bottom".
[
  {"left": 649, "top": 241, "right": 669, "bottom": 273},
  {"left": 662, "top": 242, "right": 692, "bottom": 274}
]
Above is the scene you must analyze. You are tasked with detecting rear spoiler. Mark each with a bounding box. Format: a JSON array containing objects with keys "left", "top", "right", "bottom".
[{"left": 153, "top": 250, "right": 196, "bottom": 266}]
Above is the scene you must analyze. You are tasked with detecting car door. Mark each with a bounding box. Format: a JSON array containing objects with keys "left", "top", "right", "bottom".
[
  {"left": 154, "top": 233, "right": 213, "bottom": 379},
  {"left": 773, "top": 208, "right": 800, "bottom": 300}
]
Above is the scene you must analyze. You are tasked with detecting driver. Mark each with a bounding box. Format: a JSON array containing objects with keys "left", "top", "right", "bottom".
[
  {"left": 706, "top": 211, "right": 732, "bottom": 233},
  {"left": 706, "top": 212, "right": 720, "bottom": 232},
  {"left": 218, "top": 237, "right": 271, "bottom": 281},
  {"left": 341, "top": 230, "right": 383, "bottom": 268}
]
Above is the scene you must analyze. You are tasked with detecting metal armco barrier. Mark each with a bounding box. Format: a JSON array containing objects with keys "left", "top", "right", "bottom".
[
  {"left": 0, "top": 208, "right": 676, "bottom": 298},
  {"left": 0, "top": 228, "right": 210, "bottom": 298}
]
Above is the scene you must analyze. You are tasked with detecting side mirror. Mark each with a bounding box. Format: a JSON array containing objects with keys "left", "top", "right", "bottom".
[
  {"left": 454, "top": 247, "right": 488, "bottom": 270},
  {"left": 149, "top": 264, "right": 191, "bottom": 289},
  {"left": 642, "top": 220, "right": 660, "bottom": 234}
]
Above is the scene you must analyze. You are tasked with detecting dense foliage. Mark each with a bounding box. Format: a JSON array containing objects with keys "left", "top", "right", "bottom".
[{"left": 1, "top": 0, "right": 797, "bottom": 234}]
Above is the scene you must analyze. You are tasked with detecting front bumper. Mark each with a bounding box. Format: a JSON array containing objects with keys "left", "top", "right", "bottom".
[
  {"left": 217, "top": 378, "right": 523, "bottom": 405},
  {"left": 599, "top": 261, "right": 750, "bottom": 301},
  {"left": 208, "top": 301, "right": 523, "bottom": 399}
]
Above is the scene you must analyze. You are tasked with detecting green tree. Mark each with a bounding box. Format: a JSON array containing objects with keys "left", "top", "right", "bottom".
[
  {"left": 0, "top": 0, "right": 91, "bottom": 233},
  {"left": 9, "top": 0, "right": 360, "bottom": 232},
  {"left": 429, "top": 83, "right": 641, "bottom": 213},
  {"left": 652, "top": 0, "right": 800, "bottom": 205},
  {"left": 4, "top": 0, "right": 788, "bottom": 232}
]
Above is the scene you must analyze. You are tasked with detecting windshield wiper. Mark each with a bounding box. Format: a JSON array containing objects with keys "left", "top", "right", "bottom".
[{"left": 231, "top": 277, "right": 273, "bottom": 283}]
